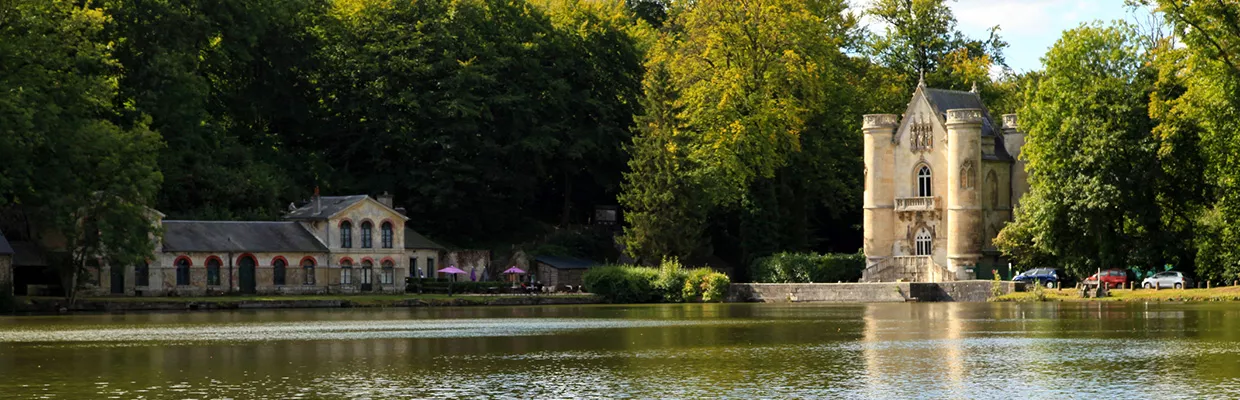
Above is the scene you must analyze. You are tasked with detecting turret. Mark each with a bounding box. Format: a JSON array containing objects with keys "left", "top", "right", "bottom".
[
  {"left": 1001, "top": 114, "right": 1028, "bottom": 206},
  {"left": 862, "top": 114, "right": 898, "bottom": 264},
  {"left": 945, "top": 109, "right": 983, "bottom": 280}
]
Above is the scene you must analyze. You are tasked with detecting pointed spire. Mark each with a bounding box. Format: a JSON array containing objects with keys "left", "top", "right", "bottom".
[
  {"left": 917, "top": 70, "right": 926, "bottom": 89},
  {"left": 970, "top": 81, "right": 979, "bottom": 94}
]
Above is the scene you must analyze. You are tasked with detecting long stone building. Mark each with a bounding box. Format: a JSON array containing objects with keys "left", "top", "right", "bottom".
[
  {"left": 66, "top": 193, "right": 471, "bottom": 296},
  {"left": 861, "top": 80, "right": 1029, "bottom": 282}
]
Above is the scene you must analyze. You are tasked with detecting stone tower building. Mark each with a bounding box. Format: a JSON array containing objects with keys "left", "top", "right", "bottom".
[{"left": 861, "top": 79, "right": 1028, "bottom": 282}]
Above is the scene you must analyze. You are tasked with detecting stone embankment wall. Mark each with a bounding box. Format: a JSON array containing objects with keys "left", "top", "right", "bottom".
[{"left": 728, "top": 281, "right": 1022, "bottom": 303}]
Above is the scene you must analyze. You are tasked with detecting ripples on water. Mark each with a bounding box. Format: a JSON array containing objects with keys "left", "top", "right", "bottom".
[{"left": 2, "top": 303, "right": 1240, "bottom": 399}]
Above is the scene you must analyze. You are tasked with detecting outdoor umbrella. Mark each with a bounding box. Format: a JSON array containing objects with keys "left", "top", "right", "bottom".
[
  {"left": 503, "top": 266, "right": 526, "bottom": 283},
  {"left": 438, "top": 266, "right": 467, "bottom": 282},
  {"left": 470, "top": 267, "right": 477, "bottom": 282}
]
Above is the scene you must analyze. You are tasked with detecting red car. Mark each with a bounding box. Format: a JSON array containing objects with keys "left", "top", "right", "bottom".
[{"left": 1084, "top": 269, "right": 1129, "bottom": 289}]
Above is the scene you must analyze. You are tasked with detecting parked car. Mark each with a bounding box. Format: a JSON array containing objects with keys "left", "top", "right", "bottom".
[
  {"left": 1012, "top": 268, "right": 1066, "bottom": 288},
  {"left": 1083, "top": 269, "right": 1130, "bottom": 289},
  {"left": 1142, "top": 271, "right": 1192, "bottom": 289}
]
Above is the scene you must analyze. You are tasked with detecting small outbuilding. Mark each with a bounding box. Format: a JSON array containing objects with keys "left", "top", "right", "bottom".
[
  {"left": 0, "top": 232, "right": 12, "bottom": 296},
  {"left": 534, "top": 255, "right": 599, "bottom": 291}
]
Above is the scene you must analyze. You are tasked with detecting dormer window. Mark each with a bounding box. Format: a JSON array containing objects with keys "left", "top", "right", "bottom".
[
  {"left": 340, "top": 221, "right": 353, "bottom": 248},
  {"left": 361, "top": 221, "right": 373, "bottom": 248}
]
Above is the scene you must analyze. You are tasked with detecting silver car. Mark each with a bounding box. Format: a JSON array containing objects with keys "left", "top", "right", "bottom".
[{"left": 1142, "top": 271, "right": 1192, "bottom": 289}]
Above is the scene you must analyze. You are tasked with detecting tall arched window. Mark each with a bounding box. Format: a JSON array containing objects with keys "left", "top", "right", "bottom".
[
  {"left": 361, "top": 260, "right": 374, "bottom": 285},
  {"left": 917, "top": 166, "right": 933, "bottom": 197},
  {"left": 381, "top": 222, "right": 394, "bottom": 249},
  {"left": 206, "top": 257, "right": 222, "bottom": 286},
  {"left": 986, "top": 170, "right": 999, "bottom": 209},
  {"left": 273, "top": 258, "right": 287, "bottom": 286},
  {"left": 175, "top": 257, "right": 191, "bottom": 286},
  {"left": 915, "top": 228, "right": 933, "bottom": 256},
  {"left": 340, "top": 259, "right": 353, "bottom": 285},
  {"left": 340, "top": 221, "right": 353, "bottom": 248},
  {"left": 381, "top": 260, "right": 395, "bottom": 285},
  {"left": 302, "top": 258, "right": 316, "bottom": 285},
  {"left": 361, "top": 221, "right": 373, "bottom": 248}
]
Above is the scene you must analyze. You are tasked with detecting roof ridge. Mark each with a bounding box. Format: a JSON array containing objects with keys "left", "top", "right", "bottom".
[{"left": 163, "top": 220, "right": 296, "bottom": 224}]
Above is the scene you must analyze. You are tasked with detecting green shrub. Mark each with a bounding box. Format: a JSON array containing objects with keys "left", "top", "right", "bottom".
[
  {"left": 583, "top": 265, "right": 660, "bottom": 303},
  {"left": 749, "top": 252, "right": 865, "bottom": 283},
  {"left": 681, "top": 267, "right": 714, "bottom": 301},
  {"left": 700, "top": 272, "right": 731, "bottom": 302},
  {"left": 653, "top": 257, "right": 689, "bottom": 303}
]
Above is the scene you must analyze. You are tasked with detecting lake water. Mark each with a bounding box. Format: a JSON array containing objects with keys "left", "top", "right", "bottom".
[{"left": 2, "top": 302, "right": 1240, "bottom": 399}]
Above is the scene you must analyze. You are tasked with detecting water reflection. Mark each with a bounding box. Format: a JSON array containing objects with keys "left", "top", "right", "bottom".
[{"left": 1, "top": 303, "right": 1239, "bottom": 399}]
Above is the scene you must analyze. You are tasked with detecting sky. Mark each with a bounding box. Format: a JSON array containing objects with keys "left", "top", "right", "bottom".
[{"left": 857, "top": 0, "right": 1144, "bottom": 73}]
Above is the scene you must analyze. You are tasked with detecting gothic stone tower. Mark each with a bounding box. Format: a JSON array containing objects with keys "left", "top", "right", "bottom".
[{"left": 861, "top": 81, "right": 1026, "bottom": 282}]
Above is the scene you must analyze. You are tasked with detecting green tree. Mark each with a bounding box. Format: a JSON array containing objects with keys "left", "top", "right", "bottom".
[
  {"left": 0, "top": 0, "right": 163, "bottom": 302},
  {"left": 865, "top": 0, "right": 1008, "bottom": 96},
  {"left": 619, "top": 64, "right": 706, "bottom": 262},
  {"left": 995, "top": 22, "right": 1164, "bottom": 278}
]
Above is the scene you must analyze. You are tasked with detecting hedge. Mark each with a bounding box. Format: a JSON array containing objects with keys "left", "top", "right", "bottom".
[
  {"left": 584, "top": 258, "right": 730, "bottom": 303},
  {"left": 749, "top": 252, "right": 865, "bottom": 283}
]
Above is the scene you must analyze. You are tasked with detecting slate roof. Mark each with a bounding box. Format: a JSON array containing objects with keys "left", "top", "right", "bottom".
[
  {"left": 922, "top": 87, "right": 1014, "bottom": 162},
  {"left": 284, "top": 195, "right": 368, "bottom": 220},
  {"left": 162, "top": 221, "right": 328, "bottom": 253},
  {"left": 10, "top": 242, "right": 47, "bottom": 267},
  {"left": 535, "top": 255, "right": 599, "bottom": 270},
  {"left": 404, "top": 227, "right": 445, "bottom": 250},
  {"left": 0, "top": 232, "right": 12, "bottom": 255}
]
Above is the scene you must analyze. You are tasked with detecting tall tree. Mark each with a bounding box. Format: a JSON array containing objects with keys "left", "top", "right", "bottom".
[
  {"left": 865, "top": 0, "right": 1008, "bottom": 93},
  {"left": 619, "top": 64, "right": 705, "bottom": 262},
  {"left": 0, "top": 0, "right": 163, "bottom": 302},
  {"left": 995, "top": 22, "right": 1164, "bottom": 278}
]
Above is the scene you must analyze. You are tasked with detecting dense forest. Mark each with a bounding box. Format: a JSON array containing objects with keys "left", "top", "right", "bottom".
[{"left": 6, "top": 0, "right": 1240, "bottom": 281}]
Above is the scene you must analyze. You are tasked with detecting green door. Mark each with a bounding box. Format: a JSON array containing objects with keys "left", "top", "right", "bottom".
[
  {"left": 239, "top": 256, "right": 257, "bottom": 294},
  {"left": 110, "top": 265, "right": 124, "bottom": 294}
]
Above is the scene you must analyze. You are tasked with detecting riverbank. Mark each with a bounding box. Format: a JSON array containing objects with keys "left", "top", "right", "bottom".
[
  {"left": 992, "top": 286, "right": 1240, "bottom": 302},
  {"left": 11, "top": 293, "right": 602, "bottom": 314}
]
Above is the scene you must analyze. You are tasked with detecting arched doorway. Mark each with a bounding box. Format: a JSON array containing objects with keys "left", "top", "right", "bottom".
[{"left": 239, "top": 255, "right": 257, "bottom": 294}]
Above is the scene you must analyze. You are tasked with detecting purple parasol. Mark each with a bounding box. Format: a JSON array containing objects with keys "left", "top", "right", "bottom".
[
  {"left": 438, "top": 266, "right": 466, "bottom": 274},
  {"left": 503, "top": 266, "right": 526, "bottom": 274}
]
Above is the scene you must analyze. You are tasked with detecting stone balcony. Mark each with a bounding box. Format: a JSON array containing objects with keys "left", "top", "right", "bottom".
[{"left": 895, "top": 196, "right": 940, "bottom": 212}]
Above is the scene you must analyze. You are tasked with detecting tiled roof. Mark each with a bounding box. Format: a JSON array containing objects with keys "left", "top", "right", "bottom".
[
  {"left": 923, "top": 88, "right": 1014, "bottom": 162},
  {"left": 0, "top": 232, "right": 11, "bottom": 255},
  {"left": 535, "top": 255, "right": 599, "bottom": 270},
  {"left": 283, "top": 195, "right": 368, "bottom": 220},
  {"left": 404, "top": 227, "right": 445, "bottom": 250},
  {"left": 162, "top": 221, "right": 328, "bottom": 253}
]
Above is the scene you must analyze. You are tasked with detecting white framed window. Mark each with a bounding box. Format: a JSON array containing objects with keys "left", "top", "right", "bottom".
[
  {"left": 915, "top": 228, "right": 933, "bottom": 256},
  {"left": 917, "top": 166, "right": 933, "bottom": 197},
  {"left": 340, "top": 260, "right": 353, "bottom": 284},
  {"left": 381, "top": 260, "right": 395, "bottom": 285}
]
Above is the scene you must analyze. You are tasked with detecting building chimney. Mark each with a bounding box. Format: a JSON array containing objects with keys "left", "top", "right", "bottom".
[
  {"left": 313, "top": 186, "right": 321, "bottom": 215},
  {"left": 378, "top": 191, "right": 394, "bottom": 208}
]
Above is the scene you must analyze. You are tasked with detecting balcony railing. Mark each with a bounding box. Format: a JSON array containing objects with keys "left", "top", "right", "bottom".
[{"left": 895, "top": 196, "right": 940, "bottom": 212}]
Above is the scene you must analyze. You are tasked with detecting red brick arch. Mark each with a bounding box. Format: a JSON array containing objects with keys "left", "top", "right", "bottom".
[
  {"left": 270, "top": 256, "right": 289, "bottom": 267},
  {"left": 173, "top": 255, "right": 193, "bottom": 267}
]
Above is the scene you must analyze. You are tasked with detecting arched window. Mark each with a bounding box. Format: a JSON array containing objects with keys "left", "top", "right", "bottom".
[
  {"left": 915, "top": 228, "right": 933, "bottom": 256},
  {"left": 302, "top": 258, "right": 316, "bottom": 285},
  {"left": 361, "top": 260, "right": 374, "bottom": 285},
  {"left": 381, "top": 260, "right": 395, "bottom": 285},
  {"left": 340, "top": 259, "right": 353, "bottom": 285},
  {"left": 175, "top": 257, "right": 191, "bottom": 286},
  {"left": 917, "top": 166, "right": 933, "bottom": 197},
  {"left": 136, "top": 261, "right": 150, "bottom": 287},
  {"left": 361, "top": 221, "right": 373, "bottom": 248},
  {"left": 273, "top": 258, "right": 287, "bottom": 286},
  {"left": 340, "top": 221, "right": 353, "bottom": 248},
  {"left": 381, "top": 222, "right": 394, "bottom": 249},
  {"left": 206, "top": 257, "right": 222, "bottom": 286}
]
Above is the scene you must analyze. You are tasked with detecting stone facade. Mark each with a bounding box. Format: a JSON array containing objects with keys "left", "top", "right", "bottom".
[
  {"left": 728, "top": 281, "right": 1023, "bottom": 303},
  {"left": 94, "top": 194, "right": 420, "bottom": 297},
  {"left": 862, "top": 81, "right": 1028, "bottom": 282},
  {"left": 0, "top": 254, "right": 11, "bottom": 297}
]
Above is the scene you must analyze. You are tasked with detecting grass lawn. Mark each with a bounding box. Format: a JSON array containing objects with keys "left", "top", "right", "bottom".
[{"left": 993, "top": 286, "right": 1240, "bottom": 302}]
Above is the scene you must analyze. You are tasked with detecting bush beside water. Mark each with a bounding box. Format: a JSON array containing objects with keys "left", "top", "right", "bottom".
[
  {"left": 749, "top": 252, "right": 865, "bottom": 283},
  {"left": 584, "top": 258, "right": 730, "bottom": 303}
]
